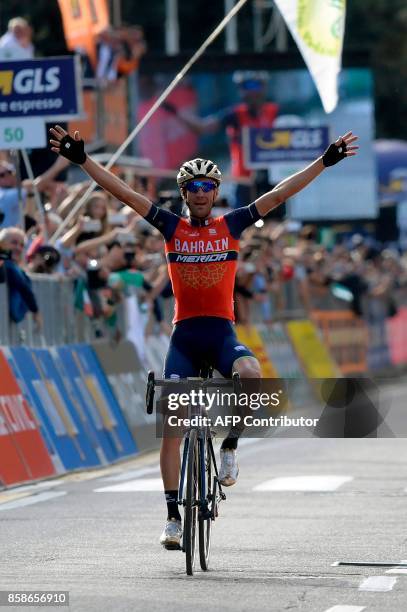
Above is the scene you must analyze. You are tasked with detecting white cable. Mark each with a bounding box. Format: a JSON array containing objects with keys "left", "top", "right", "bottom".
[{"left": 50, "top": 0, "right": 249, "bottom": 244}]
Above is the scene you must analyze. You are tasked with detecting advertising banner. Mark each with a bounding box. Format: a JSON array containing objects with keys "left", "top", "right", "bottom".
[
  {"left": 3, "top": 347, "right": 65, "bottom": 474},
  {"left": 50, "top": 347, "right": 109, "bottom": 465},
  {"left": 91, "top": 340, "right": 157, "bottom": 453},
  {"left": 10, "top": 347, "right": 101, "bottom": 471},
  {"left": 286, "top": 320, "right": 340, "bottom": 378},
  {"left": 311, "top": 310, "right": 368, "bottom": 374},
  {"left": 143, "top": 66, "right": 376, "bottom": 219},
  {"left": 235, "top": 325, "right": 278, "bottom": 377},
  {"left": 69, "top": 345, "right": 137, "bottom": 458},
  {"left": 386, "top": 307, "right": 407, "bottom": 365},
  {"left": 56, "top": 345, "right": 133, "bottom": 462},
  {"left": 0, "top": 57, "right": 82, "bottom": 120},
  {"left": 257, "top": 322, "right": 315, "bottom": 407},
  {"left": 0, "top": 350, "right": 55, "bottom": 486},
  {"left": 243, "top": 126, "right": 330, "bottom": 168}
]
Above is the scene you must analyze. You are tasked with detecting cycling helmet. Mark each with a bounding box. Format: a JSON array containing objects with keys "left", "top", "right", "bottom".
[{"left": 177, "top": 158, "right": 222, "bottom": 188}]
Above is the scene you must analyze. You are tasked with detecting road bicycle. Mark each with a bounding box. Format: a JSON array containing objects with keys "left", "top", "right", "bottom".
[{"left": 146, "top": 367, "right": 240, "bottom": 575}]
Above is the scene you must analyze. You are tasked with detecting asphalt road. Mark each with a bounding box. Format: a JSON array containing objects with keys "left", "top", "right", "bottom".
[{"left": 0, "top": 379, "right": 406, "bottom": 612}]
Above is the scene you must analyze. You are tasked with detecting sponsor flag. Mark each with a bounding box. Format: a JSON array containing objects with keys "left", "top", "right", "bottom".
[
  {"left": 274, "top": 0, "right": 346, "bottom": 113},
  {"left": 57, "top": 0, "right": 110, "bottom": 68}
]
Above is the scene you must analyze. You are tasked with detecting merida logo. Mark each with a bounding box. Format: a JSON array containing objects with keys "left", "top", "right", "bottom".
[
  {"left": 174, "top": 237, "right": 229, "bottom": 253},
  {"left": 176, "top": 253, "right": 228, "bottom": 263}
]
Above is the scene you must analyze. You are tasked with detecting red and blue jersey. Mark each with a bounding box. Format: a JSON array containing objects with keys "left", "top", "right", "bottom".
[{"left": 144, "top": 202, "right": 261, "bottom": 323}]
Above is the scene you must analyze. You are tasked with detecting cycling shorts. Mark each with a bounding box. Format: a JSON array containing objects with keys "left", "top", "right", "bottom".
[{"left": 163, "top": 316, "right": 254, "bottom": 378}]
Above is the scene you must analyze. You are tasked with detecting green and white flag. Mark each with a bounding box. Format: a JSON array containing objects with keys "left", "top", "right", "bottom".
[{"left": 274, "top": 0, "right": 346, "bottom": 113}]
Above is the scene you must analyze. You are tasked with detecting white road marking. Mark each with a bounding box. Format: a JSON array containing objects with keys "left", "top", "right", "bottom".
[
  {"left": 237, "top": 438, "right": 262, "bottom": 448},
  {"left": 0, "top": 491, "right": 67, "bottom": 511},
  {"left": 386, "top": 568, "right": 407, "bottom": 575},
  {"left": 94, "top": 478, "right": 163, "bottom": 492},
  {"left": 3, "top": 480, "right": 64, "bottom": 494},
  {"left": 99, "top": 466, "right": 160, "bottom": 482},
  {"left": 324, "top": 606, "right": 366, "bottom": 612},
  {"left": 253, "top": 475, "right": 353, "bottom": 492},
  {"left": 358, "top": 576, "right": 397, "bottom": 592}
]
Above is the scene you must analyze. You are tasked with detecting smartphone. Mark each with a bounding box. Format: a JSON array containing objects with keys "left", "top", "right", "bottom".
[
  {"left": 82, "top": 219, "right": 102, "bottom": 233},
  {"left": 108, "top": 213, "right": 127, "bottom": 226}
]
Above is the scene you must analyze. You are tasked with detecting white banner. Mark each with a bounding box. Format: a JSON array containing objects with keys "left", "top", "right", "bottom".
[{"left": 274, "top": 0, "right": 346, "bottom": 113}]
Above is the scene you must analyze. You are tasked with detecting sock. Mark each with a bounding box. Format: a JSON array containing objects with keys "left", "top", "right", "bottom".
[
  {"left": 165, "top": 490, "right": 181, "bottom": 521},
  {"left": 221, "top": 436, "right": 238, "bottom": 450}
]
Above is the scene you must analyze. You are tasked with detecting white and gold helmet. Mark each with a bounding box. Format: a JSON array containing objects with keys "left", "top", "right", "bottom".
[{"left": 177, "top": 158, "right": 222, "bottom": 188}]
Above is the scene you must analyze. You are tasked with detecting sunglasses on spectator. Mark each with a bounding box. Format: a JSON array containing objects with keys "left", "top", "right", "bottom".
[{"left": 185, "top": 180, "right": 217, "bottom": 193}]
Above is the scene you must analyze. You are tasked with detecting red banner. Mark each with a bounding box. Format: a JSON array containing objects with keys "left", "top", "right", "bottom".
[
  {"left": 58, "top": 0, "right": 109, "bottom": 68},
  {"left": 138, "top": 83, "right": 198, "bottom": 169},
  {"left": 0, "top": 352, "right": 55, "bottom": 487},
  {"left": 387, "top": 307, "right": 407, "bottom": 365}
]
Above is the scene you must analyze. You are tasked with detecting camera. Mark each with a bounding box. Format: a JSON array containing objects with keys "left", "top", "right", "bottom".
[
  {"left": 0, "top": 249, "right": 10, "bottom": 284},
  {"left": 82, "top": 218, "right": 102, "bottom": 233},
  {"left": 0, "top": 248, "right": 11, "bottom": 261},
  {"left": 123, "top": 250, "right": 135, "bottom": 268},
  {"left": 86, "top": 259, "right": 107, "bottom": 290}
]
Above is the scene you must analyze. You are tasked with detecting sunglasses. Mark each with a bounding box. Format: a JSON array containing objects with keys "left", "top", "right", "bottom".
[{"left": 185, "top": 180, "right": 217, "bottom": 194}]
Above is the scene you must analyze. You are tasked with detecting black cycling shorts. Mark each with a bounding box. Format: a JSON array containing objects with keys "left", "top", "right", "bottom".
[{"left": 163, "top": 316, "right": 254, "bottom": 379}]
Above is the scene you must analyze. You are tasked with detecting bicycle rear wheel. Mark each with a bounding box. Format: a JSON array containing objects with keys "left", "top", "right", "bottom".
[
  {"left": 184, "top": 428, "right": 198, "bottom": 576},
  {"left": 198, "top": 433, "right": 212, "bottom": 570}
]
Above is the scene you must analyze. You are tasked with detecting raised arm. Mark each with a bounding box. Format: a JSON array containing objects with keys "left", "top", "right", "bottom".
[
  {"left": 255, "top": 132, "right": 359, "bottom": 217},
  {"left": 49, "top": 125, "right": 152, "bottom": 217}
]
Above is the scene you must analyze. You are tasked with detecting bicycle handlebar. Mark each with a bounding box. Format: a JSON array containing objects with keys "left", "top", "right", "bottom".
[{"left": 145, "top": 371, "right": 242, "bottom": 414}]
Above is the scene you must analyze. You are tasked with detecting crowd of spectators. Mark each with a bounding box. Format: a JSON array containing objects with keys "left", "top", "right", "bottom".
[
  {"left": 1, "top": 14, "right": 406, "bottom": 343},
  {"left": 1, "top": 152, "right": 407, "bottom": 342},
  {"left": 234, "top": 221, "right": 407, "bottom": 325}
]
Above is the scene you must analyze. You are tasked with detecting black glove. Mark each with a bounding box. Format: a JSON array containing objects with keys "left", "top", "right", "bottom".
[
  {"left": 322, "top": 140, "right": 347, "bottom": 167},
  {"left": 58, "top": 134, "right": 87, "bottom": 165}
]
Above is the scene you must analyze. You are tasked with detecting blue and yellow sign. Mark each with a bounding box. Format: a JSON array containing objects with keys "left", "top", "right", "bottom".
[
  {"left": 0, "top": 56, "right": 82, "bottom": 119},
  {"left": 243, "top": 126, "right": 330, "bottom": 168}
]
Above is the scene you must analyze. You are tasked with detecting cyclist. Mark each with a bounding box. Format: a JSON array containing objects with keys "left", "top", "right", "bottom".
[{"left": 49, "top": 125, "right": 358, "bottom": 548}]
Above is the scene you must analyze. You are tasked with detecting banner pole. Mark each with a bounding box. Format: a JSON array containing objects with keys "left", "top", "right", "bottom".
[{"left": 49, "top": 0, "right": 250, "bottom": 244}]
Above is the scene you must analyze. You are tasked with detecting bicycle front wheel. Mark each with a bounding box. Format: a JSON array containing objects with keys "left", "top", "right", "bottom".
[
  {"left": 198, "top": 433, "right": 212, "bottom": 570},
  {"left": 184, "top": 428, "right": 198, "bottom": 576}
]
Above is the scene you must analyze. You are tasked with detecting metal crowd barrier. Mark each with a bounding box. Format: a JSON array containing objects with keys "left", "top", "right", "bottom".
[
  {"left": 1, "top": 275, "right": 406, "bottom": 378},
  {"left": 0, "top": 283, "right": 9, "bottom": 345},
  {"left": 0, "top": 275, "right": 95, "bottom": 347}
]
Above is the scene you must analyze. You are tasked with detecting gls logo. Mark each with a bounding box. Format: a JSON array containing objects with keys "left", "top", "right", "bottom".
[{"left": 0, "top": 67, "right": 61, "bottom": 96}]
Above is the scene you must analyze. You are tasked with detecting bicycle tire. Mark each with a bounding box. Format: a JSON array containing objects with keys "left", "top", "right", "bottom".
[
  {"left": 198, "top": 432, "right": 212, "bottom": 570},
  {"left": 184, "top": 428, "right": 198, "bottom": 576}
]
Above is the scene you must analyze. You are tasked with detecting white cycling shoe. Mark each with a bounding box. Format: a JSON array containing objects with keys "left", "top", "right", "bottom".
[
  {"left": 218, "top": 449, "right": 239, "bottom": 487},
  {"left": 160, "top": 518, "right": 182, "bottom": 549}
]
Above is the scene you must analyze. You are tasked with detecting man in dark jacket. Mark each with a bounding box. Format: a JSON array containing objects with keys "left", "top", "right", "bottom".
[{"left": 0, "top": 227, "right": 41, "bottom": 325}]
